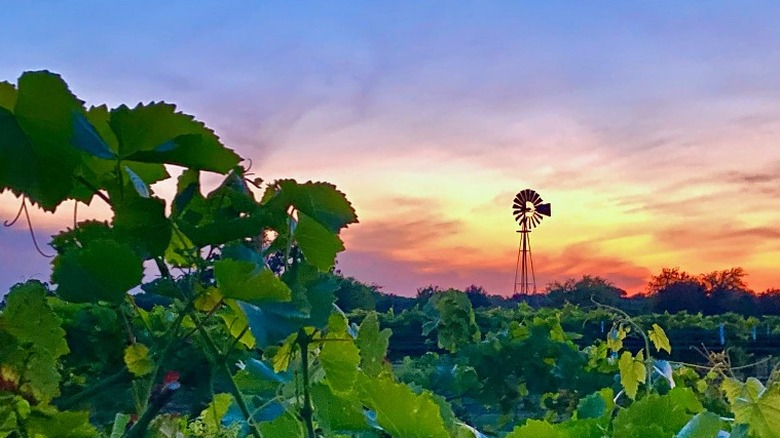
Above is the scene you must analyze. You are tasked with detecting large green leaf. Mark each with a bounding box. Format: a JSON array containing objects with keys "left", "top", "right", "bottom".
[
  {"left": 676, "top": 412, "right": 724, "bottom": 438},
  {"left": 576, "top": 388, "right": 613, "bottom": 419},
  {"left": 356, "top": 313, "right": 392, "bottom": 377},
  {"left": 214, "top": 259, "right": 292, "bottom": 304},
  {"left": 112, "top": 194, "right": 172, "bottom": 258},
  {"left": 11, "top": 71, "right": 85, "bottom": 210},
  {"left": 357, "top": 373, "right": 450, "bottom": 438},
  {"left": 294, "top": 211, "right": 345, "bottom": 271},
  {"left": 613, "top": 389, "right": 703, "bottom": 438},
  {"left": 319, "top": 314, "right": 360, "bottom": 393},
  {"left": 109, "top": 102, "right": 239, "bottom": 173},
  {"left": 723, "top": 377, "right": 780, "bottom": 438},
  {"left": 0, "top": 281, "right": 70, "bottom": 404},
  {"left": 257, "top": 411, "right": 305, "bottom": 438},
  {"left": 52, "top": 239, "right": 144, "bottom": 304},
  {"left": 265, "top": 180, "right": 358, "bottom": 232},
  {"left": 648, "top": 324, "right": 671, "bottom": 354},
  {"left": 23, "top": 410, "right": 97, "bottom": 437},
  {"left": 618, "top": 350, "right": 646, "bottom": 400},
  {"left": 311, "top": 383, "right": 369, "bottom": 435},
  {"left": 0, "top": 81, "right": 16, "bottom": 110},
  {"left": 0, "top": 107, "right": 71, "bottom": 211}
]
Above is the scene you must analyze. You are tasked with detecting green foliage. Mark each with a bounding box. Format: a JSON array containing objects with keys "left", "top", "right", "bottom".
[
  {"left": 357, "top": 373, "right": 450, "bottom": 437},
  {"left": 618, "top": 350, "right": 646, "bottom": 400},
  {"left": 648, "top": 323, "right": 671, "bottom": 354},
  {"left": 52, "top": 238, "right": 144, "bottom": 304},
  {"left": 422, "top": 290, "right": 481, "bottom": 353},
  {"left": 722, "top": 377, "right": 780, "bottom": 438},
  {"left": 123, "top": 343, "right": 154, "bottom": 377},
  {"left": 3, "top": 69, "right": 779, "bottom": 438},
  {"left": 612, "top": 388, "right": 703, "bottom": 438},
  {"left": 319, "top": 315, "right": 361, "bottom": 393},
  {"left": 356, "top": 312, "right": 392, "bottom": 376}
]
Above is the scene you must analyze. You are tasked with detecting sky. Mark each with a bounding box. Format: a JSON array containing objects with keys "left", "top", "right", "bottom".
[{"left": 2, "top": 2, "right": 780, "bottom": 296}]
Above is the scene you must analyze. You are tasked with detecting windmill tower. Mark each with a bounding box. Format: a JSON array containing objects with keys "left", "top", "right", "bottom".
[{"left": 512, "top": 189, "right": 551, "bottom": 294}]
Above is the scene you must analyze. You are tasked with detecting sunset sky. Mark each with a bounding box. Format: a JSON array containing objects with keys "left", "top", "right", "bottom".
[{"left": 2, "top": 2, "right": 780, "bottom": 296}]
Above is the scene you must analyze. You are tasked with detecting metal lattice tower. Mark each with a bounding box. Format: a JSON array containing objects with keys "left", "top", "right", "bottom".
[{"left": 512, "top": 189, "right": 551, "bottom": 294}]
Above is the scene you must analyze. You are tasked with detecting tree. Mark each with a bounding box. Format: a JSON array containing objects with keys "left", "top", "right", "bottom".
[
  {"left": 333, "top": 275, "right": 377, "bottom": 312},
  {"left": 647, "top": 267, "right": 697, "bottom": 295},
  {"left": 545, "top": 275, "right": 626, "bottom": 308},
  {"left": 700, "top": 268, "right": 754, "bottom": 315},
  {"left": 756, "top": 289, "right": 780, "bottom": 315},
  {"left": 464, "top": 284, "right": 491, "bottom": 309}
]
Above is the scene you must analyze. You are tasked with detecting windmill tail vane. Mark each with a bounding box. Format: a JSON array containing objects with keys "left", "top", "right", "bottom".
[{"left": 512, "top": 189, "right": 551, "bottom": 295}]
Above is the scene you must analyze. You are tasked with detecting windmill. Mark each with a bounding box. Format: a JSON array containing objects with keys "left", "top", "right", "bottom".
[{"left": 512, "top": 189, "right": 551, "bottom": 294}]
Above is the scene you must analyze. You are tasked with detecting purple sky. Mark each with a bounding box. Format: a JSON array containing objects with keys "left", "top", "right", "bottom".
[{"left": 3, "top": 2, "right": 780, "bottom": 296}]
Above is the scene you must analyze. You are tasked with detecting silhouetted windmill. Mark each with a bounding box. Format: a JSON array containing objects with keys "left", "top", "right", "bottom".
[{"left": 512, "top": 189, "right": 551, "bottom": 294}]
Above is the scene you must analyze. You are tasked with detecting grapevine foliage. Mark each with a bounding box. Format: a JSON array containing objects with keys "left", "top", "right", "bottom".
[{"left": 1, "top": 70, "right": 780, "bottom": 438}]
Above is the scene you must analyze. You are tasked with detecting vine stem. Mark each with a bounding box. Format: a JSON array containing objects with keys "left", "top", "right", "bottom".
[
  {"left": 57, "top": 368, "right": 132, "bottom": 410},
  {"left": 297, "top": 328, "right": 316, "bottom": 438},
  {"left": 191, "top": 308, "right": 263, "bottom": 438},
  {"left": 591, "top": 299, "right": 654, "bottom": 390}
]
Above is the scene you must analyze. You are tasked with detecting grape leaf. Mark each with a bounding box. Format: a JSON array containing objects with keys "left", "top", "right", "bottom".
[
  {"left": 618, "top": 350, "right": 646, "bottom": 400},
  {"left": 52, "top": 239, "right": 143, "bottom": 304},
  {"left": 613, "top": 389, "right": 702, "bottom": 438},
  {"left": 109, "top": 102, "right": 239, "bottom": 173},
  {"left": 214, "top": 259, "right": 292, "bottom": 304},
  {"left": 576, "top": 387, "right": 614, "bottom": 419},
  {"left": 72, "top": 112, "right": 115, "bottom": 159},
  {"left": 112, "top": 194, "right": 171, "bottom": 258},
  {"left": 11, "top": 71, "right": 84, "bottom": 210},
  {"left": 123, "top": 343, "right": 153, "bottom": 377},
  {"left": 311, "top": 383, "right": 369, "bottom": 435},
  {"left": 0, "top": 81, "right": 16, "bottom": 109},
  {"left": 198, "top": 393, "right": 233, "bottom": 433},
  {"left": 220, "top": 300, "right": 256, "bottom": 349},
  {"left": 258, "top": 411, "right": 305, "bottom": 438},
  {"left": 1, "top": 281, "right": 69, "bottom": 358},
  {"left": 648, "top": 324, "right": 671, "bottom": 354},
  {"left": 24, "top": 409, "right": 97, "bottom": 437},
  {"left": 356, "top": 313, "right": 392, "bottom": 377},
  {"left": 722, "top": 377, "right": 780, "bottom": 438},
  {"left": 607, "top": 325, "right": 628, "bottom": 352},
  {"left": 506, "top": 419, "right": 567, "bottom": 438},
  {"left": 294, "top": 211, "right": 345, "bottom": 271},
  {"left": 264, "top": 180, "right": 358, "bottom": 232},
  {"left": 357, "top": 373, "right": 450, "bottom": 438},
  {"left": 0, "top": 281, "right": 69, "bottom": 403},
  {"left": 676, "top": 412, "right": 723, "bottom": 438},
  {"left": 320, "top": 315, "right": 360, "bottom": 393}
]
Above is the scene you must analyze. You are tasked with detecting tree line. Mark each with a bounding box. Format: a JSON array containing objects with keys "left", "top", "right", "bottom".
[{"left": 332, "top": 267, "right": 780, "bottom": 316}]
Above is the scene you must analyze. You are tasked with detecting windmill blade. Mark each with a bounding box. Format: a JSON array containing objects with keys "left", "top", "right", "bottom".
[
  {"left": 536, "top": 203, "right": 551, "bottom": 217},
  {"left": 530, "top": 191, "right": 542, "bottom": 205}
]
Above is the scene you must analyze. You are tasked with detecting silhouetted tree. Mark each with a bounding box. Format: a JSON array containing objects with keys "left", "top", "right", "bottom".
[
  {"left": 333, "top": 275, "right": 377, "bottom": 312},
  {"left": 757, "top": 289, "right": 780, "bottom": 315},
  {"left": 649, "top": 268, "right": 707, "bottom": 313},
  {"left": 647, "top": 267, "right": 697, "bottom": 295},
  {"left": 545, "top": 275, "right": 626, "bottom": 308},
  {"left": 464, "top": 285, "right": 491, "bottom": 308},
  {"left": 415, "top": 285, "right": 441, "bottom": 306},
  {"left": 701, "top": 268, "right": 755, "bottom": 315}
]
